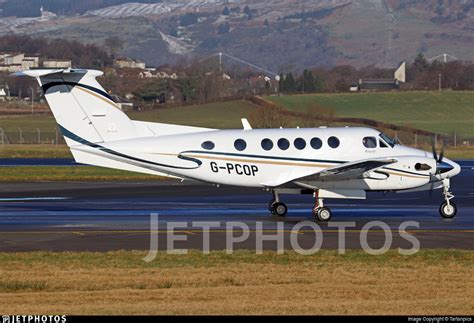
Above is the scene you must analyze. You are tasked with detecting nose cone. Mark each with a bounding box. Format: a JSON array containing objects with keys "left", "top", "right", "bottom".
[{"left": 437, "top": 159, "right": 461, "bottom": 178}]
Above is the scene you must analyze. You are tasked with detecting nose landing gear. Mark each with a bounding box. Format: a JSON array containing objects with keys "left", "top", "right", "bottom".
[{"left": 439, "top": 179, "right": 457, "bottom": 219}]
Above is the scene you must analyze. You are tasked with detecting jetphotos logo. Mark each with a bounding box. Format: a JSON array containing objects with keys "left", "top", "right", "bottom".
[
  {"left": 143, "top": 213, "right": 420, "bottom": 262},
  {"left": 1, "top": 316, "right": 66, "bottom": 323}
]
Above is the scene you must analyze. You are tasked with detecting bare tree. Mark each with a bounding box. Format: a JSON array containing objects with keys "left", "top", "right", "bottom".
[{"left": 104, "top": 36, "right": 123, "bottom": 58}]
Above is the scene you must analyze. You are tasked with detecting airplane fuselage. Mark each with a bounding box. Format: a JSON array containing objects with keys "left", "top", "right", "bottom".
[{"left": 75, "top": 127, "right": 459, "bottom": 192}]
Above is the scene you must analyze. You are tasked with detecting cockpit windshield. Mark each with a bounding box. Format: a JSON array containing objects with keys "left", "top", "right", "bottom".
[{"left": 379, "top": 133, "right": 396, "bottom": 147}]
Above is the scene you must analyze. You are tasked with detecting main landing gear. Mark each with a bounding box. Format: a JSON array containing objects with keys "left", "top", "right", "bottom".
[
  {"left": 268, "top": 190, "right": 288, "bottom": 217},
  {"left": 312, "top": 190, "right": 332, "bottom": 222},
  {"left": 268, "top": 189, "right": 332, "bottom": 221},
  {"left": 439, "top": 180, "right": 457, "bottom": 219}
]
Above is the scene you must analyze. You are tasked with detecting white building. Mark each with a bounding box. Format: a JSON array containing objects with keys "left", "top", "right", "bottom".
[
  {"left": 43, "top": 59, "right": 72, "bottom": 68},
  {"left": 0, "top": 64, "right": 22, "bottom": 73},
  {"left": 38, "top": 6, "right": 57, "bottom": 21},
  {"left": 0, "top": 88, "right": 7, "bottom": 101},
  {"left": 0, "top": 53, "right": 40, "bottom": 72},
  {"left": 24, "top": 55, "right": 40, "bottom": 68},
  {"left": 2, "top": 53, "right": 25, "bottom": 65},
  {"left": 114, "top": 57, "right": 146, "bottom": 70}
]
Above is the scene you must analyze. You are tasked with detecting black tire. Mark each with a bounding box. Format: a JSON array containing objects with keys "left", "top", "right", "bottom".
[
  {"left": 268, "top": 198, "right": 276, "bottom": 211},
  {"left": 272, "top": 202, "right": 287, "bottom": 217},
  {"left": 439, "top": 201, "right": 457, "bottom": 219},
  {"left": 316, "top": 206, "right": 332, "bottom": 222}
]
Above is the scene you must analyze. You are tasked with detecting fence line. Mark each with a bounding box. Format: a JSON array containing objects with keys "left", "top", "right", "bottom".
[
  {"left": 0, "top": 127, "right": 470, "bottom": 147},
  {"left": 0, "top": 128, "right": 65, "bottom": 145}
]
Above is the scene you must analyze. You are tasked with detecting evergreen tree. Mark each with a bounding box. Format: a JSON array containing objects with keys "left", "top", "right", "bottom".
[
  {"left": 243, "top": 5, "right": 251, "bottom": 15},
  {"left": 278, "top": 73, "right": 285, "bottom": 92},
  {"left": 218, "top": 22, "right": 230, "bottom": 34},
  {"left": 222, "top": 6, "right": 230, "bottom": 15},
  {"left": 414, "top": 52, "right": 428, "bottom": 72},
  {"left": 285, "top": 73, "right": 297, "bottom": 92}
]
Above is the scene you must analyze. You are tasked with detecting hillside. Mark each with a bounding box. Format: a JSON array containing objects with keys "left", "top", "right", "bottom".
[
  {"left": 267, "top": 91, "right": 474, "bottom": 137},
  {"left": 0, "top": 0, "right": 472, "bottom": 70},
  {"left": 1, "top": 91, "right": 473, "bottom": 142}
]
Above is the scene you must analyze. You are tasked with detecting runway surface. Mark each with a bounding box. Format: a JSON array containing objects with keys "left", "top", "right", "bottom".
[{"left": 0, "top": 160, "right": 473, "bottom": 252}]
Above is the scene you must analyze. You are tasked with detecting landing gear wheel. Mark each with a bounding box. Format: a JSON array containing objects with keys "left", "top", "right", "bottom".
[
  {"left": 315, "top": 206, "right": 332, "bottom": 222},
  {"left": 268, "top": 198, "right": 276, "bottom": 212},
  {"left": 272, "top": 202, "right": 287, "bottom": 217},
  {"left": 439, "top": 201, "right": 457, "bottom": 219}
]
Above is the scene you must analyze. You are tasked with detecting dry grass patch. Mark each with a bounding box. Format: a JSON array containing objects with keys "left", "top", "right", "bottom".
[{"left": 0, "top": 250, "right": 472, "bottom": 315}]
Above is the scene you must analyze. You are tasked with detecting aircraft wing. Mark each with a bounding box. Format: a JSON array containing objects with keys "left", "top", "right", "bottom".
[
  {"left": 307, "top": 158, "right": 397, "bottom": 181},
  {"left": 261, "top": 158, "right": 397, "bottom": 187}
]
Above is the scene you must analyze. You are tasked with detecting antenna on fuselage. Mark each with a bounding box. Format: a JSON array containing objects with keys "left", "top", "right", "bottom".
[{"left": 241, "top": 118, "right": 252, "bottom": 130}]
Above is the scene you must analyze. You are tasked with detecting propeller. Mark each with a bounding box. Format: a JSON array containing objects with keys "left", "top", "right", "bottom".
[
  {"left": 432, "top": 140, "right": 444, "bottom": 165},
  {"left": 429, "top": 138, "right": 452, "bottom": 197}
]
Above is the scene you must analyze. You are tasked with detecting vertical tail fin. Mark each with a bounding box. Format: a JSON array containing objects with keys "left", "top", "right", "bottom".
[{"left": 22, "top": 69, "right": 137, "bottom": 146}]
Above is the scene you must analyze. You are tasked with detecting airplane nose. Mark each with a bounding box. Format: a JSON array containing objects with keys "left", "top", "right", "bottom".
[
  {"left": 436, "top": 161, "right": 454, "bottom": 174},
  {"left": 437, "top": 159, "right": 461, "bottom": 177}
]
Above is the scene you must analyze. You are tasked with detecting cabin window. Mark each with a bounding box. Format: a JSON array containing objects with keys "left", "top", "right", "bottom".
[
  {"left": 379, "top": 139, "right": 389, "bottom": 148},
  {"left": 277, "top": 138, "right": 290, "bottom": 150},
  {"left": 310, "top": 137, "right": 322, "bottom": 149},
  {"left": 363, "top": 136, "right": 377, "bottom": 148},
  {"left": 261, "top": 138, "right": 273, "bottom": 151},
  {"left": 328, "top": 136, "right": 340, "bottom": 148},
  {"left": 294, "top": 138, "right": 306, "bottom": 150},
  {"left": 234, "top": 139, "right": 247, "bottom": 151},
  {"left": 201, "top": 141, "right": 215, "bottom": 150}
]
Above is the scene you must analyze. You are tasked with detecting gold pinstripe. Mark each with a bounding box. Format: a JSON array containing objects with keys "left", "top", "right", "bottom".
[{"left": 154, "top": 153, "right": 429, "bottom": 179}]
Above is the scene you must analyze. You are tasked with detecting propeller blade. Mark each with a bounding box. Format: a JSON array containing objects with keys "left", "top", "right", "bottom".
[
  {"left": 431, "top": 142, "right": 437, "bottom": 161},
  {"left": 439, "top": 140, "right": 445, "bottom": 163}
]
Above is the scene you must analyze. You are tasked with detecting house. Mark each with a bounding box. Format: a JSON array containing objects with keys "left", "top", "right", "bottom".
[
  {"left": 114, "top": 57, "right": 146, "bottom": 70},
  {"left": 38, "top": 6, "right": 57, "bottom": 21},
  {"left": 3, "top": 53, "right": 25, "bottom": 65},
  {"left": 43, "top": 59, "right": 72, "bottom": 68},
  {"left": 0, "top": 64, "right": 22, "bottom": 73},
  {"left": 109, "top": 94, "right": 134, "bottom": 111},
  {"left": 357, "top": 61, "right": 406, "bottom": 91},
  {"left": 358, "top": 79, "right": 399, "bottom": 91},
  {"left": 0, "top": 88, "right": 7, "bottom": 101},
  {"left": 24, "top": 55, "right": 40, "bottom": 68},
  {"left": 22, "top": 59, "right": 37, "bottom": 70},
  {"left": 138, "top": 69, "right": 179, "bottom": 79},
  {"left": 0, "top": 53, "right": 40, "bottom": 72}
]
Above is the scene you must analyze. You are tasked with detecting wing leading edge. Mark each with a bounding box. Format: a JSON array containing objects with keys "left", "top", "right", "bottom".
[{"left": 261, "top": 158, "right": 397, "bottom": 187}]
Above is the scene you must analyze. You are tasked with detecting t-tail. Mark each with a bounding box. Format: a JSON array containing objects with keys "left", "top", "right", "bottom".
[
  {"left": 18, "top": 68, "right": 210, "bottom": 176},
  {"left": 21, "top": 69, "right": 137, "bottom": 146}
]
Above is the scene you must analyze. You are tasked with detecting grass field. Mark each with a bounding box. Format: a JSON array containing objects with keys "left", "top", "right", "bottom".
[
  {"left": 0, "top": 250, "right": 472, "bottom": 315},
  {"left": 0, "top": 101, "right": 255, "bottom": 144},
  {"left": 267, "top": 91, "right": 474, "bottom": 137},
  {"left": 1, "top": 91, "right": 474, "bottom": 161},
  {"left": 0, "top": 166, "right": 158, "bottom": 182},
  {"left": 0, "top": 145, "right": 71, "bottom": 158},
  {"left": 128, "top": 100, "right": 257, "bottom": 129}
]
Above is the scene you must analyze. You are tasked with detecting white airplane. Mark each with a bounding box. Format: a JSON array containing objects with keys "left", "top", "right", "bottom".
[{"left": 20, "top": 69, "right": 461, "bottom": 221}]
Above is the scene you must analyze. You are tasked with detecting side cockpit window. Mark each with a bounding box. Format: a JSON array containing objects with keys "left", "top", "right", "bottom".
[
  {"left": 362, "top": 136, "right": 377, "bottom": 148},
  {"left": 379, "top": 133, "right": 395, "bottom": 147},
  {"left": 379, "top": 139, "right": 388, "bottom": 148}
]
